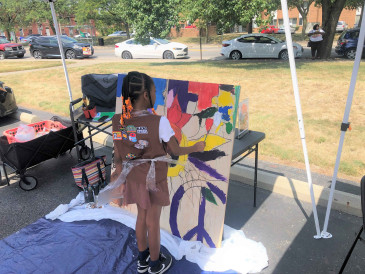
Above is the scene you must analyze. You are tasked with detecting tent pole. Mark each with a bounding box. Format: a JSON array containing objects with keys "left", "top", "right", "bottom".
[
  {"left": 321, "top": 3, "right": 365, "bottom": 238},
  {"left": 46, "top": 0, "right": 74, "bottom": 109},
  {"left": 280, "top": 0, "right": 321, "bottom": 238}
]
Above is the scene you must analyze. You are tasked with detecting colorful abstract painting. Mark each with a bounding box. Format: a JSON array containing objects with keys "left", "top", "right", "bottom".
[{"left": 114, "top": 74, "right": 240, "bottom": 248}]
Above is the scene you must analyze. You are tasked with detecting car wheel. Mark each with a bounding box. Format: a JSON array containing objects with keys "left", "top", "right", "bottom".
[
  {"left": 279, "top": 50, "right": 289, "bottom": 60},
  {"left": 66, "top": 50, "right": 76, "bottom": 59},
  {"left": 33, "top": 50, "right": 42, "bottom": 59},
  {"left": 345, "top": 48, "right": 356, "bottom": 59},
  {"left": 122, "top": 51, "right": 133, "bottom": 59},
  {"left": 17, "top": 54, "right": 24, "bottom": 58},
  {"left": 0, "top": 51, "right": 5, "bottom": 60},
  {"left": 230, "top": 50, "right": 241, "bottom": 60},
  {"left": 163, "top": 50, "right": 174, "bottom": 59}
]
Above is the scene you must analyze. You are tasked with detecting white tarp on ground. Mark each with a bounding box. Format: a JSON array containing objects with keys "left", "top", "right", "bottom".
[{"left": 46, "top": 193, "right": 268, "bottom": 273}]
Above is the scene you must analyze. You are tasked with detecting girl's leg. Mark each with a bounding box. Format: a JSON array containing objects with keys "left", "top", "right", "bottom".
[
  {"left": 136, "top": 204, "right": 148, "bottom": 252},
  {"left": 146, "top": 203, "right": 162, "bottom": 261}
]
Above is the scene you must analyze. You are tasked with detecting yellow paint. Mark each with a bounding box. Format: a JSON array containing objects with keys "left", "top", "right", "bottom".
[
  {"left": 215, "top": 122, "right": 223, "bottom": 134},
  {"left": 168, "top": 133, "right": 188, "bottom": 177},
  {"left": 218, "top": 91, "right": 234, "bottom": 107},
  {"left": 188, "top": 134, "right": 227, "bottom": 151}
]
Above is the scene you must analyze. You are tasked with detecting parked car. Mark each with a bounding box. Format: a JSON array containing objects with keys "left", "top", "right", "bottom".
[
  {"left": 0, "top": 81, "right": 18, "bottom": 118},
  {"left": 74, "top": 32, "right": 91, "bottom": 38},
  {"left": 115, "top": 38, "right": 188, "bottom": 59},
  {"left": 0, "top": 35, "right": 7, "bottom": 39},
  {"left": 335, "top": 28, "right": 365, "bottom": 59},
  {"left": 0, "top": 38, "right": 26, "bottom": 60},
  {"left": 220, "top": 33, "right": 303, "bottom": 60},
  {"left": 29, "top": 36, "right": 94, "bottom": 59},
  {"left": 108, "top": 31, "right": 127, "bottom": 37},
  {"left": 261, "top": 25, "right": 279, "bottom": 34},
  {"left": 277, "top": 25, "right": 296, "bottom": 34},
  {"left": 336, "top": 21, "right": 348, "bottom": 32},
  {"left": 20, "top": 34, "right": 42, "bottom": 44}
]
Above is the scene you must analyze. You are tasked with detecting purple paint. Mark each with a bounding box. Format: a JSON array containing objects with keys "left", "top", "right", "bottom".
[
  {"left": 207, "top": 182, "right": 227, "bottom": 204},
  {"left": 168, "top": 79, "right": 198, "bottom": 113},
  {"left": 188, "top": 156, "right": 227, "bottom": 182},
  {"left": 197, "top": 188, "right": 206, "bottom": 242}
]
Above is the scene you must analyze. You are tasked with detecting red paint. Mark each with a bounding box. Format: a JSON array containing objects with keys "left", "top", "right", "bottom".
[
  {"left": 205, "top": 119, "right": 213, "bottom": 132},
  {"left": 167, "top": 96, "right": 192, "bottom": 129},
  {"left": 171, "top": 123, "right": 182, "bottom": 143},
  {"left": 189, "top": 82, "right": 219, "bottom": 111}
]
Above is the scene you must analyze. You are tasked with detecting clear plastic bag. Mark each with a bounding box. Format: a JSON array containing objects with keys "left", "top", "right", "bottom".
[{"left": 14, "top": 124, "right": 36, "bottom": 142}]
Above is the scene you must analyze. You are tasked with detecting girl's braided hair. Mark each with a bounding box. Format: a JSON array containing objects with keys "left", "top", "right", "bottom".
[{"left": 120, "top": 71, "right": 155, "bottom": 125}]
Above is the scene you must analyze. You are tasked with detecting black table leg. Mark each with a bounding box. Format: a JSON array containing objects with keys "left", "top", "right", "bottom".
[{"left": 254, "top": 144, "right": 258, "bottom": 207}]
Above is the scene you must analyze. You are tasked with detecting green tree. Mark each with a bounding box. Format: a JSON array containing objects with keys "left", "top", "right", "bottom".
[
  {"left": 315, "top": 0, "right": 363, "bottom": 58},
  {"left": 286, "top": 0, "right": 315, "bottom": 37},
  {"left": 129, "top": 0, "right": 180, "bottom": 45},
  {"left": 0, "top": 0, "right": 31, "bottom": 39},
  {"left": 74, "top": 0, "right": 133, "bottom": 37},
  {"left": 26, "top": 0, "right": 76, "bottom": 35}
]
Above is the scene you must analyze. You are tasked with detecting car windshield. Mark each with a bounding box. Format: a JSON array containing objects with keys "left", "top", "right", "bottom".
[
  {"left": 0, "top": 38, "right": 10, "bottom": 44},
  {"left": 154, "top": 38, "right": 170, "bottom": 44},
  {"left": 61, "top": 36, "right": 78, "bottom": 43}
]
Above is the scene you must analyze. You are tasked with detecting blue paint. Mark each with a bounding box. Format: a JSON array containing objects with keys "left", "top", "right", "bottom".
[
  {"left": 153, "top": 78, "right": 167, "bottom": 109},
  {"left": 117, "top": 74, "right": 126, "bottom": 97},
  {"left": 218, "top": 106, "right": 232, "bottom": 122}
]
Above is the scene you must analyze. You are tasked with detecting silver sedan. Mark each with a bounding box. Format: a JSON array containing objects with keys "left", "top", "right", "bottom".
[{"left": 220, "top": 34, "right": 303, "bottom": 60}]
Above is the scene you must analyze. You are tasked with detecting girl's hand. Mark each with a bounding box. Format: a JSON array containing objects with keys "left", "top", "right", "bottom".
[{"left": 194, "top": 141, "right": 206, "bottom": 152}]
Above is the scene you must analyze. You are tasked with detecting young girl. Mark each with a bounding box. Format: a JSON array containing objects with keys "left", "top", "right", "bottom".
[{"left": 111, "top": 71, "right": 205, "bottom": 274}]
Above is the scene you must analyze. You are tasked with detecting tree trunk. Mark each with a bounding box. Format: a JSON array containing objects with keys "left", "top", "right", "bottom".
[
  {"left": 302, "top": 17, "right": 308, "bottom": 37},
  {"left": 5, "top": 30, "right": 11, "bottom": 40},
  {"left": 247, "top": 18, "right": 253, "bottom": 33},
  {"left": 125, "top": 22, "right": 130, "bottom": 39},
  {"left": 321, "top": 0, "right": 347, "bottom": 59},
  {"left": 205, "top": 24, "right": 209, "bottom": 44},
  {"left": 49, "top": 19, "right": 57, "bottom": 35}
]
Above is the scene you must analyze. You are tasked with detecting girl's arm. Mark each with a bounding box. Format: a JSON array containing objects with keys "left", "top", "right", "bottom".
[{"left": 166, "top": 136, "right": 205, "bottom": 156}]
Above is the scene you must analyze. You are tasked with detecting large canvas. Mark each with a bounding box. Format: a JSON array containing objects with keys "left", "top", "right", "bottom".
[{"left": 114, "top": 74, "right": 240, "bottom": 248}]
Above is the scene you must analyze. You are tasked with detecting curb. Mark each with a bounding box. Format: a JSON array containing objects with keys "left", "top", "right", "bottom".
[
  {"left": 230, "top": 165, "right": 362, "bottom": 217},
  {"left": 13, "top": 111, "right": 361, "bottom": 217}
]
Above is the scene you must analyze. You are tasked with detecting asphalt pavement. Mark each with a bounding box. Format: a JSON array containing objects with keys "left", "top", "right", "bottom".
[{"left": 0, "top": 109, "right": 364, "bottom": 273}]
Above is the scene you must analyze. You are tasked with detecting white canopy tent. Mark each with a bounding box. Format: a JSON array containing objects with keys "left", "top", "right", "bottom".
[
  {"left": 280, "top": 0, "right": 365, "bottom": 239},
  {"left": 321, "top": 2, "right": 365, "bottom": 238},
  {"left": 280, "top": 0, "right": 321, "bottom": 238},
  {"left": 46, "top": 0, "right": 363, "bottom": 239}
]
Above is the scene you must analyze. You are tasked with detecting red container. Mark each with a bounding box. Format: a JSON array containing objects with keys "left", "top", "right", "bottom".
[{"left": 3, "top": 120, "right": 67, "bottom": 144}]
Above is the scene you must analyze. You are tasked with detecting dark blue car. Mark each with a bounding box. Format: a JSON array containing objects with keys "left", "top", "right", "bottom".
[{"left": 335, "top": 28, "right": 365, "bottom": 59}]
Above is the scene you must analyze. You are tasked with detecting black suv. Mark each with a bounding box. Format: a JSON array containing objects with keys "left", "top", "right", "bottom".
[
  {"left": 0, "top": 81, "right": 18, "bottom": 117},
  {"left": 29, "top": 36, "right": 94, "bottom": 59},
  {"left": 335, "top": 28, "right": 365, "bottom": 59}
]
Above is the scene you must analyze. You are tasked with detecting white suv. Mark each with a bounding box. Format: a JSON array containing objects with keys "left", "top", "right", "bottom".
[{"left": 336, "top": 21, "right": 348, "bottom": 32}]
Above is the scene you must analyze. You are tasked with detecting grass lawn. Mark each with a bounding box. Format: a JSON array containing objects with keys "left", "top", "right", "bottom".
[
  {"left": 0, "top": 61, "right": 72, "bottom": 73},
  {"left": 2, "top": 59, "right": 365, "bottom": 180}
]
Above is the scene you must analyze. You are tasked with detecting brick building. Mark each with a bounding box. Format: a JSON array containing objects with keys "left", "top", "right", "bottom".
[
  {"left": 1, "top": 17, "right": 95, "bottom": 41},
  {"left": 272, "top": 3, "right": 362, "bottom": 32}
]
